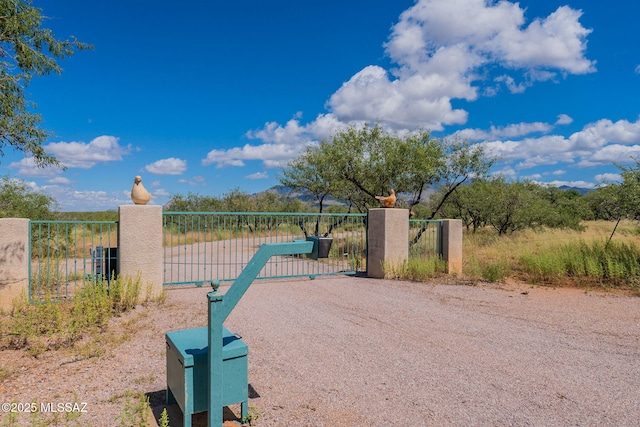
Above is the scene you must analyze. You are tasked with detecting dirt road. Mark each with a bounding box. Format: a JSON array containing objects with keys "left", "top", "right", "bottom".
[
  {"left": 222, "top": 277, "right": 640, "bottom": 426},
  {"left": 2, "top": 276, "right": 638, "bottom": 426}
]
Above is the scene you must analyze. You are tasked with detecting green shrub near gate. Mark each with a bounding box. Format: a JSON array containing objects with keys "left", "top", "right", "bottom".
[{"left": 1, "top": 275, "right": 146, "bottom": 357}]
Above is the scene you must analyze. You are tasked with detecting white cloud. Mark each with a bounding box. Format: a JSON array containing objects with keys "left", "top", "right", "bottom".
[
  {"left": 246, "top": 113, "right": 345, "bottom": 146},
  {"left": 326, "top": 65, "right": 469, "bottom": 129},
  {"left": 483, "top": 6, "right": 595, "bottom": 73},
  {"left": 177, "top": 176, "right": 206, "bottom": 186},
  {"left": 8, "top": 157, "right": 63, "bottom": 177},
  {"left": 39, "top": 185, "right": 130, "bottom": 211},
  {"left": 456, "top": 121, "right": 553, "bottom": 140},
  {"left": 594, "top": 173, "right": 621, "bottom": 183},
  {"left": 213, "top": 0, "right": 595, "bottom": 167},
  {"left": 491, "top": 166, "right": 517, "bottom": 179},
  {"left": 482, "top": 135, "right": 577, "bottom": 169},
  {"left": 479, "top": 118, "right": 640, "bottom": 171},
  {"left": 381, "top": 1, "right": 594, "bottom": 106},
  {"left": 569, "top": 118, "right": 640, "bottom": 152},
  {"left": 47, "top": 176, "right": 73, "bottom": 185},
  {"left": 145, "top": 157, "right": 187, "bottom": 175},
  {"left": 152, "top": 188, "right": 170, "bottom": 197},
  {"left": 245, "top": 172, "right": 269, "bottom": 180},
  {"left": 555, "top": 114, "right": 573, "bottom": 125},
  {"left": 45, "top": 135, "right": 131, "bottom": 169},
  {"left": 494, "top": 74, "right": 531, "bottom": 94},
  {"left": 202, "top": 143, "right": 306, "bottom": 169},
  {"left": 577, "top": 144, "right": 640, "bottom": 167},
  {"left": 635, "top": 64, "right": 640, "bottom": 74}
]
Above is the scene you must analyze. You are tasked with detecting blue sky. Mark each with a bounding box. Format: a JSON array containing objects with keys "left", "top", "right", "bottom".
[{"left": 1, "top": 0, "right": 639, "bottom": 211}]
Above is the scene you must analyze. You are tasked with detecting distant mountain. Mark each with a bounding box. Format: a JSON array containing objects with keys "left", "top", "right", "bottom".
[
  {"left": 557, "top": 185, "right": 592, "bottom": 195},
  {"left": 259, "top": 185, "right": 345, "bottom": 206}
]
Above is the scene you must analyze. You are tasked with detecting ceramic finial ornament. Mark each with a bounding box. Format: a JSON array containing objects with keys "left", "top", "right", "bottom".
[
  {"left": 375, "top": 189, "right": 396, "bottom": 208},
  {"left": 131, "top": 175, "right": 151, "bottom": 205}
]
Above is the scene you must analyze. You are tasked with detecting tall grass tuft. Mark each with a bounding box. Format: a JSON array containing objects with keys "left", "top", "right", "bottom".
[
  {"left": 384, "top": 256, "right": 447, "bottom": 281},
  {"left": 518, "top": 239, "right": 640, "bottom": 288},
  {"left": 2, "top": 275, "right": 148, "bottom": 357},
  {"left": 461, "top": 221, "right": 640, "bottom": 291}
]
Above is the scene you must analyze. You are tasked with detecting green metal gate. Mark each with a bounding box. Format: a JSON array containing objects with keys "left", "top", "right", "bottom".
[
  {"left": 162, "top": 212, "right": 367, "bottom": 286},
  {"left": 29, "top": 220, "right": 118, "bottom": 302},
  {"left": 162, "top": 212, "right": 443, "bottom": 286}
]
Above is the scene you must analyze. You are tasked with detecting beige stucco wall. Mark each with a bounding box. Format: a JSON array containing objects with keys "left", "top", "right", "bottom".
[
  {"left": 367, "top": 208, "right": 409, "bottom": 278},
  {"left": 0, "top": 218, "right": 30, "bottom": 311},
  {"left": 118, "top": 205, "right": 163, "bottom": 298}
]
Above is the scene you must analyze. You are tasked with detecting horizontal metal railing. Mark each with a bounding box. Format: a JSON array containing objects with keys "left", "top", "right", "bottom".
[
  {"left": 162, "top": 212, "right": 367, "bottom": 286},
  {"left": 29, "top": 220, "right": 118, "bottom": 302}
]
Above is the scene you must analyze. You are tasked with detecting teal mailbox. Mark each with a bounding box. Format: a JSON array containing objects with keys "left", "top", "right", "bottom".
[
  {"left": 166, "top": 326, "right": 248, "bottom": 427},
  {"left": 165, "top": 241, "right": 314, "bottom": 427}
]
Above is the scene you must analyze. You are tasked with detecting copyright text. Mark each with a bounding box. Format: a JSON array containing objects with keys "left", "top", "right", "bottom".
[{"left": 1, "top": 402, "right": 88, "bottom": 413}]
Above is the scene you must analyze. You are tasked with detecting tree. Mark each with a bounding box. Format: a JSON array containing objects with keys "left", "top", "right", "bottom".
[
  {"left": 586, "top": 161, "right": 640, "bottom": 245},
  {"left": 536, "top": 186, "right": 590, "bottom": 230},
  {"left": 278, "top": 144, "right": 341, "bottom": 213},
  {"left": 0, "top": 175, "right": 56, "bottom": 218},
  {"left": 279, "top": 124, "right": 494, "bottom": 216},
  {"left": 437, "top": 178, "right": 588, "bottom": 236},
  {"left": 0, "top": 0, "right": 91, "bottom": 167},
  {"left": 437, "top": 179, "right": 492, "bottom": 232},
  {"left": 424, "top": 137, "right": 494, "bottom": 220}
]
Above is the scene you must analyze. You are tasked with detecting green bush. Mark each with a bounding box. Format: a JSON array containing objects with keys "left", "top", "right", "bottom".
[{"left": 481, "top": 261, "right": 510, "bottom": 283}]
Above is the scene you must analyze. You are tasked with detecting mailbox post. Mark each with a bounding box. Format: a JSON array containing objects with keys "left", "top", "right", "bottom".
[{"left": 166, "top": 240, "right": 316, "bottom": 427}]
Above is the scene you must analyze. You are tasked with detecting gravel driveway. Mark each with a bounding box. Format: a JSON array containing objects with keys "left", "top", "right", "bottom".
[
  {"left": 2, "top": 276, "right": 639, "bottom": 426},
  {"left": 219, "top": 277, "right": 640, "bottom": 427}
]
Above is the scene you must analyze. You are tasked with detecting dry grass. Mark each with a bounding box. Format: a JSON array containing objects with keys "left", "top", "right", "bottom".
[{"left": 463, "top": 220, "right": 640, "bottom": 291}]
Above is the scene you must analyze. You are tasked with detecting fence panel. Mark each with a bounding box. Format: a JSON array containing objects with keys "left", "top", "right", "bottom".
[
  {"left": 29, "top": 220, "right": 118, "bottom": 302},
  {"left": 409, "top": 219, "right": 443, "bottom": 258},
  {"left": 162, "top": 212, "right": 367, "bottom": 286}
]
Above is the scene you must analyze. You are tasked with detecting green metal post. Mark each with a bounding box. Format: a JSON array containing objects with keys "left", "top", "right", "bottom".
[
  {"left": 207, "top": 292, "right": 224, "bottom": 426},
  {"left": 207, "top": 241, "right": 314, "bottom": 427}
]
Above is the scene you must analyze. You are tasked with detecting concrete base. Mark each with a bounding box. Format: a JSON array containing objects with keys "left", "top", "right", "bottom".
[
  {"left": 442, "top": 219, "right": 463, "bottom": 275},
  {"left": 0, "top": 219, "right": 29, "bottom": 311},
  {"left": 367, "top": 208, "right": 409, "bottom": 278},
  {"left": 118, "top": 205, "right": 163, "bottom": 298}
]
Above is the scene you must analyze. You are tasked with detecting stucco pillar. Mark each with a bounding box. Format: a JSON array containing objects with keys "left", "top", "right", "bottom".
[
  {"left": 0, "top": 218, "right": 30, "bottom": 311},
  {"left": 367, "top": 208, "right": 409, "bottom": 278},
  {"left": 442, "top": 219, "right": 463, "bottom": 275},
  {"left": 118, "top": 205, "right": 163, "bottom": 298}
]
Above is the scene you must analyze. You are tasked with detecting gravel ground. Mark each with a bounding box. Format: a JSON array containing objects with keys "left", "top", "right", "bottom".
[{"left": 1, "top": 276, "right": 639, "bottom": 426}]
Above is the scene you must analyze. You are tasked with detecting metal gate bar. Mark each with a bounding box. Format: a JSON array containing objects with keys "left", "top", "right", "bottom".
[
  {"left": 29, "top": 220, "right": 118, "bottom": 302},
  {"left": 410, "top": 219, "right": 443, "bottom": 258},
  {"left": 162, "top": 212, "right": 367, "bottom": 286}
]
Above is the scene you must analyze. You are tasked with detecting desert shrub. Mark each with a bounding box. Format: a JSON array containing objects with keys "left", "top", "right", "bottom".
[{"left": 1, "top": 275, "right": 146, "bottom": 357}]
